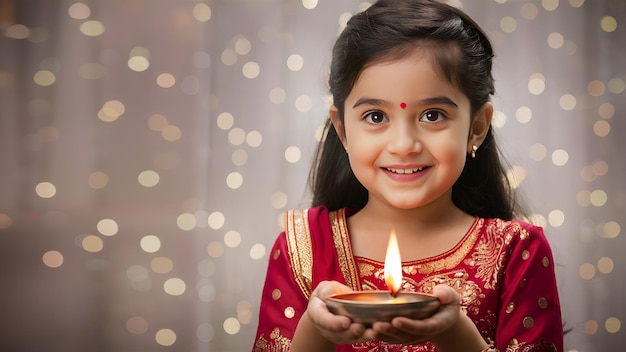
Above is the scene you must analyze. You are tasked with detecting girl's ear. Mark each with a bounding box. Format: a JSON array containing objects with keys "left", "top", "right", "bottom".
[
  {"left": 468, "top": 103, "right": 493, "bottom": 151},
  {"left": 329, "top": 106, "right": 348, "bottom": 147}
]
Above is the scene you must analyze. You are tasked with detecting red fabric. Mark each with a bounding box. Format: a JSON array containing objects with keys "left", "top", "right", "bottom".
[{"left": 253, "top": 206, "right": 563, "bottom": 352}]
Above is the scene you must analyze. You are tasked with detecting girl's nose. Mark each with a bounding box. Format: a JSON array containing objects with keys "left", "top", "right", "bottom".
[{"left": 387, "top": 123, "right": 421, "bottom": 155}]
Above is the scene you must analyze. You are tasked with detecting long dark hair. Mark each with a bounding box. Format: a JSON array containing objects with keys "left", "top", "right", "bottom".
[{"left": 309, "top": 0, "right": 525, "bottom": 220}]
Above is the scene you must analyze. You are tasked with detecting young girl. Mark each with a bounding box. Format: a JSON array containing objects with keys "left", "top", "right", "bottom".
[{"left": 253, "top": 0, "right": 563, "bottom": 351}]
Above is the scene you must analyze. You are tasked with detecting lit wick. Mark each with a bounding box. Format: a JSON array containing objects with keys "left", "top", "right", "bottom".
[{"left": 384, "top": 228, "right": 402, "bottom": 297}]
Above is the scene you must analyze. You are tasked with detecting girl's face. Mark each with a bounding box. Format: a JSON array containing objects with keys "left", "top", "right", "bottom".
[{"left": 331, "top": 53, "right": 491, "bottom": 213}]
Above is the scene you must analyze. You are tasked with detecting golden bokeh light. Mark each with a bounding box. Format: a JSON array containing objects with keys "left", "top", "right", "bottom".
[
  {"left": 249, "top": 243, "right": 266, "bottom": 260},
  {"left": 163, "top": 278, "right": 186, "bottom": 296},
  {"left": 161, "top": 125, "right": 182, "bottom": 141},
  {"left": 80, "top": 20, "right": 105, "bottom": 36},
  {"left": 242, "top": 61, "right": 260, "bottom": 79},
  {"left": 578, "top": 262, "right": 595, "bottom": 280},
  {"left": 602, "top": 221, "right": 621, "bottom": 239},
  {"left": 302, "top": 0, "right": 319, "bottom": 10},
  {"left": 593, "top": 120, "right": 611, "bottom": 137},
  {"left": 221, "top": 49, "right": 237, "bottom": 66},
  {"left": 515, "top": 106, "right": 532, "bottom": 124},
  {"left": 605, "top": 317, "right": 621, "bottom": 334},
  {"left": 551, "top": 149, "right": 569, "bottom": 166},
  {"left": 287, "top": 54, "right": 304, "bottom": 71},
  {"left": 597, "top": 257, "right": 614, "bottom": 274},
  {"left": 151, "top": 257, "right": 174, "bottom": 274},
  {"left": 33, "top": 70, "right": 55, "bottom": 86},
  {"left": 224, "top": 230, "right": 242, "bottom": 248},
  {"left": 542, "top": 0, "right": 559, "bottom": 11},
  {"left": 207, "top": 241, "right": 224, "bottom": 258},
  {"left": 140, "top": 235, "right": 161, "bottom": 253},
  {"left": 500, "top": 16, "right": 517, "bottom": 33},
  {"left": 295, "top": 94, "right": 313, "bottom": 112},
  {"left": 176, "top": 213, "right": 196, "bottom": 231},
  {"left": 137, "top": 170, "right": 160, "bottom": 188},
  {"left": 234, "top": 36, "right": 252, "bottom": 55},
  {"left": 217, "top": 112, "right": 235, "bottom": 130},
  {"left": 284, "top": 146, "right": 302, "bottom": 163},
  {"left": 97, "top": 218, "right": 118, "bottom": 237},
  {"left": 156, "top": 73, "right": 176, "bottom": 88},
  {"left": 226, "top": 172, "right": 243, "bottom": 189},
  {"left": 208, "top": 211, "right": 225, "bottom": 230},
  {"left": 82, "top": 235, "right": 104, "bottom": 253},
  {"left": 35, "top": 182, "right": 56, "bottom": 198},
  {"left": 192, "top": 3, "right": 212, "bottom": 22},
  {"left": 155, "top": 329, "right": 176, "bottom": 346},
  {"left": 228, "top": 128, "right": 246, "bottom": 146},
  {"left": 68, "top": 3, "right": 90, "bottom": 19},
  {"left": 521, "top": 3, "right": 539, "bottom": 19},
  {"left": 42, "top": 250, "right": 64, "bottom": 268},
  {"left": 547, "top": 32, "right": 565, "bottom": 49},
  {"left": 548, "top": 210, "right": 565, "bottom": 227},
  {"left": 600, "top": 16, "right": 617, "bottom": 33},
  {"left": 223, "top": 317, "right": 241, "bottom": 335},
  {"left": 528, "top": 73, "right": 546, "bottom": 95}
]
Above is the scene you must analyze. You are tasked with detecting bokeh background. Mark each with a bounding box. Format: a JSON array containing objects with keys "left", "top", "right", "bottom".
[{"left": 0, "top": 0, "right": 624, "bottom": 351}]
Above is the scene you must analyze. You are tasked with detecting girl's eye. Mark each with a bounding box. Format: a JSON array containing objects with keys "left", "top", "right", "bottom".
[
  {"left": 363, "top": 110, "right": 387, "bottom": 124},
  {"left": 420, "top": 110, "right": 446, "bottom": 123}
]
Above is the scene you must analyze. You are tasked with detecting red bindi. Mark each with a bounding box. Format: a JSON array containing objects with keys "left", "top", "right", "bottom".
[{"left": 400, "top": 102, "right": 407, "bottom": 109}]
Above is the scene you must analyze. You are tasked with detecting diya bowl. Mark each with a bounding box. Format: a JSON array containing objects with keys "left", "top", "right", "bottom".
[{"left": 326, "top": 291, "right": 441, "bottom": 326}]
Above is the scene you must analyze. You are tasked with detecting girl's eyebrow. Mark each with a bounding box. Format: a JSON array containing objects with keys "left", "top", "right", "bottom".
[
  {"left": 352, "top": 96, "right": 459, "bottom": 109},
  {"left": 352, "top": 97, "right": 391, "bottom": 108}
]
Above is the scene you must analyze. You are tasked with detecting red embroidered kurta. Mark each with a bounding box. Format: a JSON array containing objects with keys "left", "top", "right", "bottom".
[{"left": 253, "top": 206, "right": 563, "bottom": 351}]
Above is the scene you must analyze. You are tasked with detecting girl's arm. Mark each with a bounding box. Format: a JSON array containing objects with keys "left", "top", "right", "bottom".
[
  {"left": 252, "top": 232, "right": 309, "bottom": 352},
  {"left": 494, "top": 223, "right": 563, "bottom": 351}
]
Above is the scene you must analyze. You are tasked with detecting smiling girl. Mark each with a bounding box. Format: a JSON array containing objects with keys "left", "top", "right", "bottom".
[{"left": 253, "top": 1, "right": 563, "bottom": 351}]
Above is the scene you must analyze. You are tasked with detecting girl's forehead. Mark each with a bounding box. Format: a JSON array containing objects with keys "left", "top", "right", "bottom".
[
  {"left": 356, "top": 44, "right": 461, "bottom": 89},
  {"left": 354, "top": 55, "right": 455, "bottom": 92},
  {"left": 346, "top": 54, "right": 470, "bottom": 108}
]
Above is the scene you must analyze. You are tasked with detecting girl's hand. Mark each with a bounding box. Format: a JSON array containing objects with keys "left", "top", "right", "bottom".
[
  {"left": 370, "top": 284, "right": 466, "bottom": 345},
  {"left": 305, "top": 280, "right": 376, "bottom": 344}
]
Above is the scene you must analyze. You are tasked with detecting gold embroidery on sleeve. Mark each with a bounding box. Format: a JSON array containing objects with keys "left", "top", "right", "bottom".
[
  {"left": 330, "top": 208, "right": 361, "bottom": 290},
  {"left": 285, "top": 209, "right": 313, "bottom": 298},
  {"left": 507, "top": 338, "right": 558, "bottom": 352},
  {"left": 468, "top": 220, "right": 524, "bottom": 289},
  {"left": 253, "top": 327, "right": 291, "bottom": 352}
]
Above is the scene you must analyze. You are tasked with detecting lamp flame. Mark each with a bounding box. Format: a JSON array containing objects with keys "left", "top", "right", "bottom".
[{"left": 384, "top": 228, "right": 402, "bottom": 297}]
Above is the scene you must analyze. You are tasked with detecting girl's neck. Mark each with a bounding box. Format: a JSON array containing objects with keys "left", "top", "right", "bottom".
[
  {"left": 347, "top": 199, "right": 475, "bottom": 262},
  {"left": 354, "top": 197, "right": 468, "bottom": 234}
]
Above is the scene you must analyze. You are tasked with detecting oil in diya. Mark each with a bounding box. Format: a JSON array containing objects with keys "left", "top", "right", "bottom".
[{"left": 326, "top": 228, "right": 441, "bottom": 325}]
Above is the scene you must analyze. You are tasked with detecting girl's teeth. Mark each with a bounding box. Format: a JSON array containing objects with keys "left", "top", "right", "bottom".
[{"left": 387, "top": 167, "right": 424, "bottom": 174}]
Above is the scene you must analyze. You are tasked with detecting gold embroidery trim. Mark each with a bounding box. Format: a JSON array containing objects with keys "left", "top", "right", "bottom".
[
  {"left": 285, "top": 209, "right": 313, "bottom": 298},
  {"left": 330, "top": 208, "right": 361, "bottom": 290},
  {"left": 415, "top": 217, "right": 482, "bottom": 274}
]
